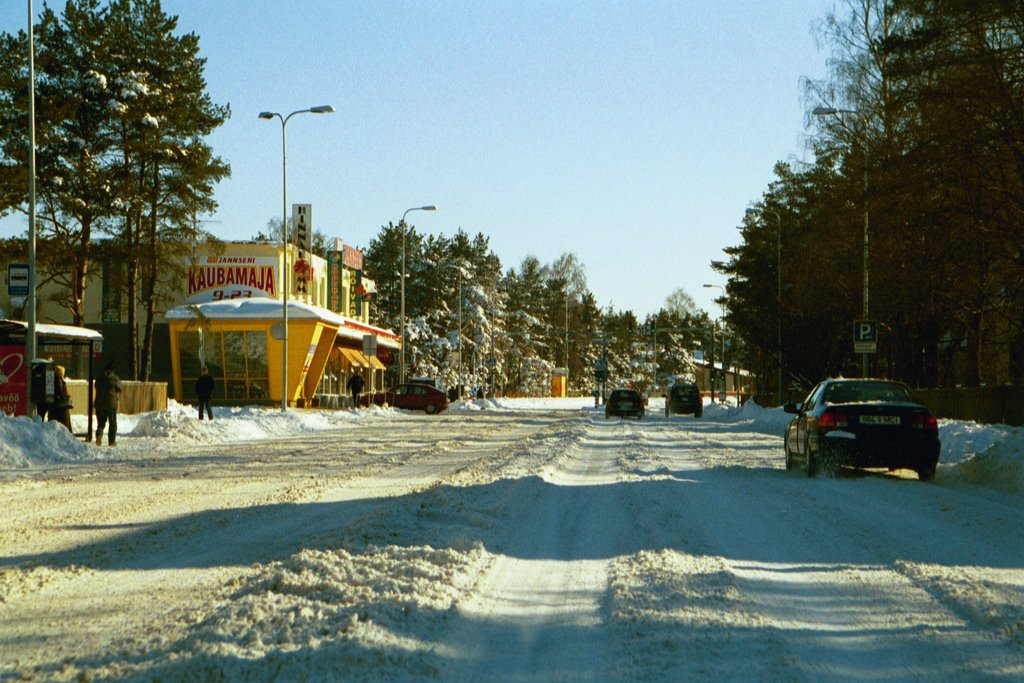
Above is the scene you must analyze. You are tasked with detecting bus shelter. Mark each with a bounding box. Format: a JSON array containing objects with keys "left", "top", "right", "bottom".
[{"left": 0, "top": 320, "right": 103, "bottom": 441}]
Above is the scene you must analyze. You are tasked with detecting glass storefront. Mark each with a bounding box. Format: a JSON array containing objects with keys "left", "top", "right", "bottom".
[{"left": 178, "top": 330, "right": 269, "bottom": 402}]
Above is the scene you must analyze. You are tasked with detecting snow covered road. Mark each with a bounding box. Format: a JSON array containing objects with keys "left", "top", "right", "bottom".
[{"left": 1, "top": 404, "right": 1022, "bottom": 681}]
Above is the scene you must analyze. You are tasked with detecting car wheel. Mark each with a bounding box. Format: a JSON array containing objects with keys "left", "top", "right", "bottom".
[
  {"left": 424, "top": 403, "right": 438, "bottom": 415},
  {"left": 805, "top": 440, "right": 818, "bottom": 477},
  {"left": 916, "top": 465, "right": 936, "bottom": 482},
  {"left": 694, "top": 408, "right": 702, "bottom": 418},
  {"left": 638, "top": 410, "right": 644, "bottom": 419}
]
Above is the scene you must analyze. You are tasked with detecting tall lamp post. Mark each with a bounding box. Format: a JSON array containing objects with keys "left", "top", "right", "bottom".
[
  {"left": 813, "top": 105, "right": 869, "bottom": 378},
  {"left": 258, "top": 105, "right": 335, "bottom": 411},
  {"left": 703, "top": 284, "right": 726, "bottom": 402},
  {"left": 399, "top": 205, "right": 436, "bottom": 384}
]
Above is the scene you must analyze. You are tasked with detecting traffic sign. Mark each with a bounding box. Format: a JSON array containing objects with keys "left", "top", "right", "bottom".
[
  {"left": 8, "top": 264, "right": 28, "bottom": 296},
  {"left": 854, "top": 320, "right": 877, "bottom": 354}
]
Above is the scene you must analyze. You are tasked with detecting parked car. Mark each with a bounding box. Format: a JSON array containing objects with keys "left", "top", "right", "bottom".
[
  {"left": 783, "top": 378, "right": 941, "bottom": 480},
  {"left": 605, "top": 387, "right": 645, "bottom": 419},
  {"left": 359, "top": 383, "right": 449, "bottom": 414},
  {"left": 665, "top": 381, "right": 703, "bottom": 418}
]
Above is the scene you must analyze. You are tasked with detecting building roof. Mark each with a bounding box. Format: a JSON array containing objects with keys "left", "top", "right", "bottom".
[
  {"left": 164, "top": 299, "right": 400, "bottom": 349},
  {"left": 0, "top": 320, "right": 104, "bottom": 342}
]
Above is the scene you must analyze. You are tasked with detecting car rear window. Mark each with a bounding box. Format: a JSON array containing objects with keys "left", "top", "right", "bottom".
[{"left": 824, "top": 381, "right": 915, "bottom": 404}]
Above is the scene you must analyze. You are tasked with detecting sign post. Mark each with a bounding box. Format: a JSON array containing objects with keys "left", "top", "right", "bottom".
[{"left": 853, "top": 321, "right": 877, "bottom": 377}]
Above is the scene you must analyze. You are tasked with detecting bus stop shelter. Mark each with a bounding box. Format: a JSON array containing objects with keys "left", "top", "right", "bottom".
[{"left": 0, "top": 320, "right": 103, "bottom": 441}]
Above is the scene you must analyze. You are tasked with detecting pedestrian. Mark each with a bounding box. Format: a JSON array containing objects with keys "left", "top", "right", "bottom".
[
  {"left": 48, "top": 365, "right": 73, "bottom": 431},
  {"left": 94, "top": 361, "right": 122, "bottom": 446},
  {"left": 347, "top": 372, "right": 365, "bottom": 408},
  {"left": 195, "top": 366, "right": 215, "bottom": 420}
]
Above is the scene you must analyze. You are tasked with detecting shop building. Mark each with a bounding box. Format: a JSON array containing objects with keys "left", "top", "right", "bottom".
[{"left": 3, "top": 238, "right": 398, "bottom": 409}]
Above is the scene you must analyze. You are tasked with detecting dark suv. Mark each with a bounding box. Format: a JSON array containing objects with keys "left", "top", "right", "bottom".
[
  {"left": 665, "top": 382, "right": 703, "bottom": 418},
  {"left": 605, "top": 388, "right": 645, "bottom": 419}
]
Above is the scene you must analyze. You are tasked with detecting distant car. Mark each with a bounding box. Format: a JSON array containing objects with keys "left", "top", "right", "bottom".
[
  {"left": 605, "top": 387, "right": 645, "bottom": 419},
  {"left": 665, "top": 382, "right": 703, "bottom": 418},
  {"left": 359, "top": 383, "right": 449, "bottom": 414},
  {"left": 783, "top": 378, "right": 941, "bottom": 480},
  {"left": 408, "top": 377, "right": 438, "bottom": 388}
]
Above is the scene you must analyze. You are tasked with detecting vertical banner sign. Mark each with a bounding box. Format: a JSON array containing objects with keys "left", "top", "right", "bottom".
[
  {"left": 0, "top": 345, "right": 27, "bottom": 416},
  {"left": 326, "top": 250, "right": 343, "bottom": 313},
  {"left": 292, "top": 204, "right": 312, "bottom": 295},
  {"left": 348, "top": 268, "right": 358, "bottom": 317},
  {"left": 102, "top": 258, "right": 122, "bottom": 322}
]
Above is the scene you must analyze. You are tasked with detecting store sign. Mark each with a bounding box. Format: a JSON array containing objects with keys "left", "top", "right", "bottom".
[
  {"left": 342, "top": 245, "right": 363, "bottom": 270},
  {"left": 326, "top": 250, "right": 344, "bottom": 313},
  {"left": 186, "top": 255, "right": 278, "bottom": 303}
]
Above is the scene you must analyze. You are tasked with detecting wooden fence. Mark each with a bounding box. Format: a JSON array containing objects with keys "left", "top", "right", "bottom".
[
  {"left": 914, "top": 386, "right": 1024, "bottom": 426},
  {"left": 66, "top": 380, "right": 168, "bottom": 416}
]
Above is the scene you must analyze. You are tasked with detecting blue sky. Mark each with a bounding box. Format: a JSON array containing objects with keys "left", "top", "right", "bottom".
[{"left": 2, "top": 0, "right": 836, "bottom": 318}]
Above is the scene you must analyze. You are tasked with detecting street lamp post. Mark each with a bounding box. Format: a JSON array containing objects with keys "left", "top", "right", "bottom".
[
  {"left": 258, "top": 105, "right": 335, "bottom": 411},
  {"left": 703, "top": 284, "right": 726, "bottom": 402},
  {"left": 813, "top": 105, "right": 869, "bottom": 378},
  {"left": 399, "top": 205, "right": 436, "bottom": 384}
]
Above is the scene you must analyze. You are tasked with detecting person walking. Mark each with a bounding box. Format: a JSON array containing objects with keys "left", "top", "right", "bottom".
[
  {"left": 94, "top": 361, "right": 122, "bottom": 446},
  {"left": 48, "top": 365, "right": 73, "bottom": 431},
  {"left": 347, "top": 372, "right": 364, "bottom": 408},
  {"left": 195, "top": 366, "right": 215, "bottom": 420}
]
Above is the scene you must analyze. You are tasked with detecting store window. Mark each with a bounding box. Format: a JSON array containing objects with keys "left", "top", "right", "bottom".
[{"left": 178, "top": 330, "right": 269, "bottom": 402}]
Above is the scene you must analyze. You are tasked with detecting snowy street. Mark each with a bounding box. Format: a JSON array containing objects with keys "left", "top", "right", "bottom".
[{"left": 1, "top": 400, "right": 1023, "bottom": 681}]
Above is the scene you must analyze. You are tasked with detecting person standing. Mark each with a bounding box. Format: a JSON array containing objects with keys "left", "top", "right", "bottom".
[
  {"left": 347, "top": 372, "right": 364, "bottom": 408},
  {"left": 48, "top": 365, "right": 73, "bottom": 431},
  {"left": 94, "top": 361, "right": 122, "bottom": 446},
  {"left": 195, "top": 366, "right": 215, "bottom": 420}
]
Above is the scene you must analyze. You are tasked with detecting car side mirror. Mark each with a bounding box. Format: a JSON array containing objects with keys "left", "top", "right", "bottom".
[{"left": 783, "top": 402, "right": 801, "bottom": 414}]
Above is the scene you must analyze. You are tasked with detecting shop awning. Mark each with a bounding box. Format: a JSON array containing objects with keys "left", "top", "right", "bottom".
[
  {"left": 339, "top": 347, "right": 370, "bottom": 368},
  {"left": 368, "top": 355, "right": 386, "bottom": 370}
]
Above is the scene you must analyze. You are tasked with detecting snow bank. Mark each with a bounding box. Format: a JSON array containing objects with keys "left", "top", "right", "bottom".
[{"left": 0, "top": 412, "right": 97, "bottom": 468}]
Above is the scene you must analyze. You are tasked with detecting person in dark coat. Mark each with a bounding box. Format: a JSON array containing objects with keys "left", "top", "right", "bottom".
[
  {"left": 48, "top": 365, "right": 73, "bottom": 431},
  {"left": 195, "top": 366, "right": 215, "bottom": 420},
  {"left": 346, "top": 372, "right": 364, "bottom": 408},
  {"left": 94, "top": 362, "right": 122, "bottom": 446}
]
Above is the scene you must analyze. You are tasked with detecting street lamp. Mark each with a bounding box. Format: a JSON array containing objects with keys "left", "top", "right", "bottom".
[
  {"left": 703, "top": 284, "right": 726, "bottom": 402},
  {"left": 399, "top": 205, "right": 436, "bottom": 384},
  {"left": 258, "top": 104, "right": 335, "bottom": 410},
  {"left": 813, "top": 105, "right": 870, "bottom": 378}
]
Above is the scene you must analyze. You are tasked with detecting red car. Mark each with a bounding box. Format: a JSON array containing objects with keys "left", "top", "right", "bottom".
[{"left": 359, "top": 383, "right": 449, "bottom": 414}]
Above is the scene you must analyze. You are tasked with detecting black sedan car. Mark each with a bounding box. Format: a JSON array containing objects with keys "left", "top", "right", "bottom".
[
  {"left": 605, "top": 388, "right": 645, "bottom": 419},
  {"left": 665, "top": 381, "right": 703, "bottom": 418},
  {"left": 784, "top": 378, "right": 941, "bottom": 480}
]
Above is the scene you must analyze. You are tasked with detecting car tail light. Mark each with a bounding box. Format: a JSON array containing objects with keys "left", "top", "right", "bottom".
[
  {"left": 817, "top": 410, "right": 848, "bottom": 432},
  {"left": 912, "top": 414, "right": 938, "bottom": 431}
]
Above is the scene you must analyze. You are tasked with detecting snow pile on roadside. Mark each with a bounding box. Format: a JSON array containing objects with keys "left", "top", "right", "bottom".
[
  {"left": 151, "top": 544, "right": 491, "bottom": 682},
  {"left": 128, "top": 400, "right": 391, "bottom": 442},
  {"left": 952, "top": 427, "right": 1024, "bottom": 493},
  {"left": 0, "top": 412, "right": 96, "bottom": 468}
]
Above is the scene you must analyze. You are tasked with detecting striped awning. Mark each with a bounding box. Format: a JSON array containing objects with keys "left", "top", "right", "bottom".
[{"left": 367, "top": 355, "right": 386, "bottom": 370}]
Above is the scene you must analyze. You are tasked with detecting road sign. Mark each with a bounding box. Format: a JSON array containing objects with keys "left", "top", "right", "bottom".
[
  {"left": 486, "top": 357, "right": 497, "bottom": 367},
  {"left": 595, "top": 358, "right": 608, "bottom": 371},
  {"left": 8, "top": 264, "right": 28, "bottom": 296},
  {"left": 854, "top": 320, "right": 878, "bottom": 354}
]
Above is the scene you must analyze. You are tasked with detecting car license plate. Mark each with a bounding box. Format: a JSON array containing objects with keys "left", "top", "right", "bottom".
[
  {"left": 620, "top": 401, "right": 633, "bottom": 409},
  {"left": 861, "top": 415, "right": 900, "bottom": 425}
]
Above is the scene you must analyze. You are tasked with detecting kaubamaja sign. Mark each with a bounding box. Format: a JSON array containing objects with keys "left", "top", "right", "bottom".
[{"left": 186, "top": 256, "right": 279, "bottom": 302}]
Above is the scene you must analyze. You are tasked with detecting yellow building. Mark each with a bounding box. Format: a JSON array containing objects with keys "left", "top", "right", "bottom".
[{"left": 165, "top": 241, "right": 397, "bottom": 408}]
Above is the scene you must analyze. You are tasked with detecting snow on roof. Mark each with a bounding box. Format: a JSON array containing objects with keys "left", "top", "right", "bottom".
[
  {"left": 164, "top": 299, "right": 400, "bottom": 347},
  {"left": 0, "top": 320, "right": 103, "bottom": 341}
]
